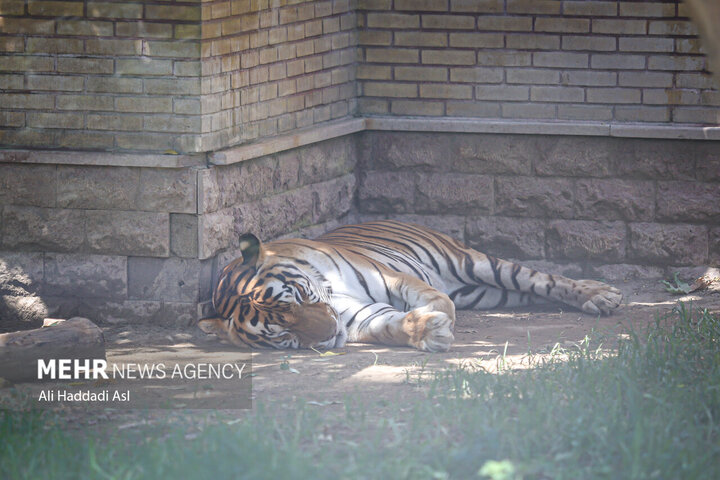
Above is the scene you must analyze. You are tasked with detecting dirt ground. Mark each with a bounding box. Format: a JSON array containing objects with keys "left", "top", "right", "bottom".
[{"left": 4, "top": 277, "right": 720, "bottom": 416}]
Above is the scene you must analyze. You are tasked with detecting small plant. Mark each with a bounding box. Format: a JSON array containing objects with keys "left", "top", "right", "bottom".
[
  {"left": 478, "top": 459, "right": 520, "bottom": 480},
  {"left": 403, "top": 357, "right": 430, "bottom": 386},
  {"left": 662, "top": 272, "right": 692, "bottom": 295}
]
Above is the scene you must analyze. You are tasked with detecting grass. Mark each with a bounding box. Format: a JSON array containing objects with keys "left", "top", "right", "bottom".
[{"left": 2, "top": 302, "right": 719, "bottom": 479}]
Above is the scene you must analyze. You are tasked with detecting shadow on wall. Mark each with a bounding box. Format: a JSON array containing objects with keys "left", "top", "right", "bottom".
[{"left": 0, "top": 257, "right": 48, "bottom": 333}]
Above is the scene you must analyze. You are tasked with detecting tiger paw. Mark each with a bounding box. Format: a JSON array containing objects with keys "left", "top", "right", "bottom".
[
  {"left": 573, "top": 280, "right": 623, "bottom": 315},
  {"left": 407, "top": 311, "right": 455, "bottom": 352}
]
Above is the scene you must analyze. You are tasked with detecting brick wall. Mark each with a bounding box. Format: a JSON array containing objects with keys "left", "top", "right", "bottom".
[
  {"left": 357, "top": 0, "right": 720, "bottom": 124},
  {"left": 2, "top": 0, "right": 719, "bottom": 155},
  {"left": 0, "top": 0, "right": 203, "bottom": 152},
  {"left": 0, "top": 0, "right": 358, "bottom": 153},
  {"left": 357, "top": 131, "right": 720, "bottom": 281},
  {"left": 198, "top": 0, "right": 357, "bottom": 151}
]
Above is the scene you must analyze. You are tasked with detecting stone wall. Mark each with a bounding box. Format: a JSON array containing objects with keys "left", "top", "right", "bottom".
[
  {"left": 357, "top": 131, "right": 720, "bottom": 280},
  {"left": 357, "top": 0, "right": 720, "bottom": 124},
  {"left": 0, "top": 135, "right": 357, "bottom": 324}
]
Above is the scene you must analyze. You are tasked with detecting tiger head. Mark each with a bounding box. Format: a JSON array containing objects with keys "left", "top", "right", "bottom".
[{"left": 198, "top": 233, "right": 346, "bottom": 350}]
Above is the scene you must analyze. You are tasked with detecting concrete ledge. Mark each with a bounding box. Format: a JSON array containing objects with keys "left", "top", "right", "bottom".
[
  {"left": 0, "top": 149, "right": 204, "bottom": 168},
  {"left": 1, "top": 117, "right": 718, "bottom": 169},
  {"left": 364, "top": 116, "right": 720, "bottom": 140},
  {"left": 208, "top": 117, "right": 366, "bottom": 166}
]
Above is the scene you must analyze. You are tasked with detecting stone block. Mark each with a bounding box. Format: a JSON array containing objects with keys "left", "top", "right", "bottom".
[
  {"left": 170, "top": 213, "right": 198, "bottom": 258},
  {"left": 589, "top": 264, "right": 665, "bottom": 282},
  {"left": 696, "top": 155, "right": 720, "bottom": 182},
  {"left": 617, "top": 139, "right": 698, "bottom": 180},
  {"left": 415, "top": 173, "right": 493, "bottom": 214},
  {"left": 298, "top": 136, "right": 356, "bottom": 184},
  {"left": 364, "top": 81, "right": 417, "bottom": 98},
  {"left": 449, "top": 33, "right": 503, "bottom": 48},
  {"left": 44, "top": 253, "right": 127, "bottom": 299},
  {"left": 128, "top": 256, "right": 201, "bottom": 302},
  {"left": 495, "top": 177, "right": 574, "bottom": 219},
  {"left": 591, "top": 54, "right": 645, "bottom": 70},
  {"left": 546, "top": 220, "right": 626, "bottom": 262},
  {"left": 561, "top": 71, "right": 617, "bottom": 87},
  {"left": 75, "top": 299, "right": 162, "bottom": 325},
  {"left": 312, "top": 174, "right": 356, "bottom": 224},
  {"left": 501, "top": 103, "right": 556, "bottom": 119},
  {"left": 422, "top": 14, "right": 474, "bottom": 30},
  {"left": 453, "top": 134, "right": 535, "bottom": 175},
  {"left": 27, "top": 74, "right": 86, "bottom": 92},
  {"left": 197, "top": 167, "right": 221, "bottom": 214},
  {"left": 506, "top": 68, "right": 559, "bottom": 85},
  {"left": 138, "top": 168, "right": 197, "bottom": 214},
  {"left": 235, "top": 187, "right": 315, "bottom": 241},
  {"left": 395, "top": 32, "right": 447, "bottom": 47},
  {"left": 367, "top": 12, "right": 419, "bottom": 29},
  {"left": 475, "top": 85, "right": 528, "bottom": 101},
  {"left": 445, "top": 101, "right": 501, "bottom": 118},
  {"left": 533, "top": 52, "right": 588, "bottom": 68},
  {"left": 466, "top": 216, "right": 545, "bottom": 260},
  {"left": 0, "top": 251, "right": 44, "bottom": 292},
  {"left": 86, "top": 210, "right": 169, "bottom": 257},
  {"left": 710, "top": 227, "right": 720, "bottom": 265},
  {"left": 422, "top": 49, "right": 475, "bottom": 66},
  {"left": 360, "top": 132, "right": 451, "bottom": 171},
  {"left": 198, "top": 208, "right": 235, "bottom": 260},
  {"left": 536, "top": 136, "right": 616, "bottom": 177},
  {"left": 391, "top": 100, "right": 445, "bottom": 116},
  {"left": 28, "top": 1, "right": 84, "bottom": 17},
  {"left": 2, "top": 206, "right": 85, "bottom": 252},
  {"left": 592, "top": 19, "right": 646, "bottom": 35},
  {"left": 450, "top": 67, "right": 503, "bottom": 83},
  {"left": 557, "top": 105, "right": 613, "bottom": 121},
  {"left": 0, "top": 164, "right": 56, "bottom": 208},
  {"left": 587, "top": 88, "right": 641, "bottom": 104},
  {"left": 531, "top": 86, "right": 584, "bottom": 103},
  {"left": 476, "top": 16, "right": 531, "bottom": 31},
  {"left": 657, "top": 182, "right": 720, "bottom": 223},
  {"left": 561, "top": 35, "right": 616, "bottom": 52},
  {"left": 629, "top": 223, "right": 708, "bottom": 265},
  {"left": 202, "top": 157, "right": 276, "bottom": 213},
  {"left": 535, "top": 18, "right": 588, "bottom": 33},
  {"left": 357, "top": 170, "right": 416, "bottom": 214},
  {"left": 619, "top": 71, "right": 673, "bottom": 88},
  {"left": 57, "top": 165, "right": 139, "bottom": 210},
  {"left": 575, "top": 179, "right": 655, "bottom": 221},
  {"left": 420, "top": 84, "right": 472, "bottom": 99}
]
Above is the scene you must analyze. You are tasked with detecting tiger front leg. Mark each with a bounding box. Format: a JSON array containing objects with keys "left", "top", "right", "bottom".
[
  {"left": 338, "top": 297, "right": 455, "bottom": 352},
  {"left": 342, "top": 273, "right": 456, "bottom": 351}
]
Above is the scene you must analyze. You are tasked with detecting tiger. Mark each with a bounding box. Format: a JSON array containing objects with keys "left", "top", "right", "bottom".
[{"left": 198, "top": 220, "right": 623, "bottom": 352}]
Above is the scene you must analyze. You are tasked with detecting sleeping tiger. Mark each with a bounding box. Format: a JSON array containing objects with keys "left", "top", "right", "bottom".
[{"left": 199, "top": 220, "right": 623, "bottom": 352}]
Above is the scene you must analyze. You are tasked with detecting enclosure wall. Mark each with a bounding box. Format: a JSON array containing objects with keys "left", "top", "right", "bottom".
[{"left": 357, "top": 0, "right": 719, "bottom": 124}]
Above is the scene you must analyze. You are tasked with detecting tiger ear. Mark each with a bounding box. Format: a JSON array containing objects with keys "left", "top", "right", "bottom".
[{"left": 239, "top": 233, "right": 263, "bottom": 267}]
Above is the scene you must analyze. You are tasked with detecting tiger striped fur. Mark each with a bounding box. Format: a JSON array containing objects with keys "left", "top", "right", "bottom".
[{"left": 198, "top": 220, "right": 623, "bottom": 352}]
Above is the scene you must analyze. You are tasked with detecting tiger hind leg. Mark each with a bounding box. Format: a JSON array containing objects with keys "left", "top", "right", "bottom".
[
  {"left": 453, "top": 250, "right": 622, "bottom": 315},
  {"left": 450, "top": 284, "right": 545, "bottom": 311}
]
